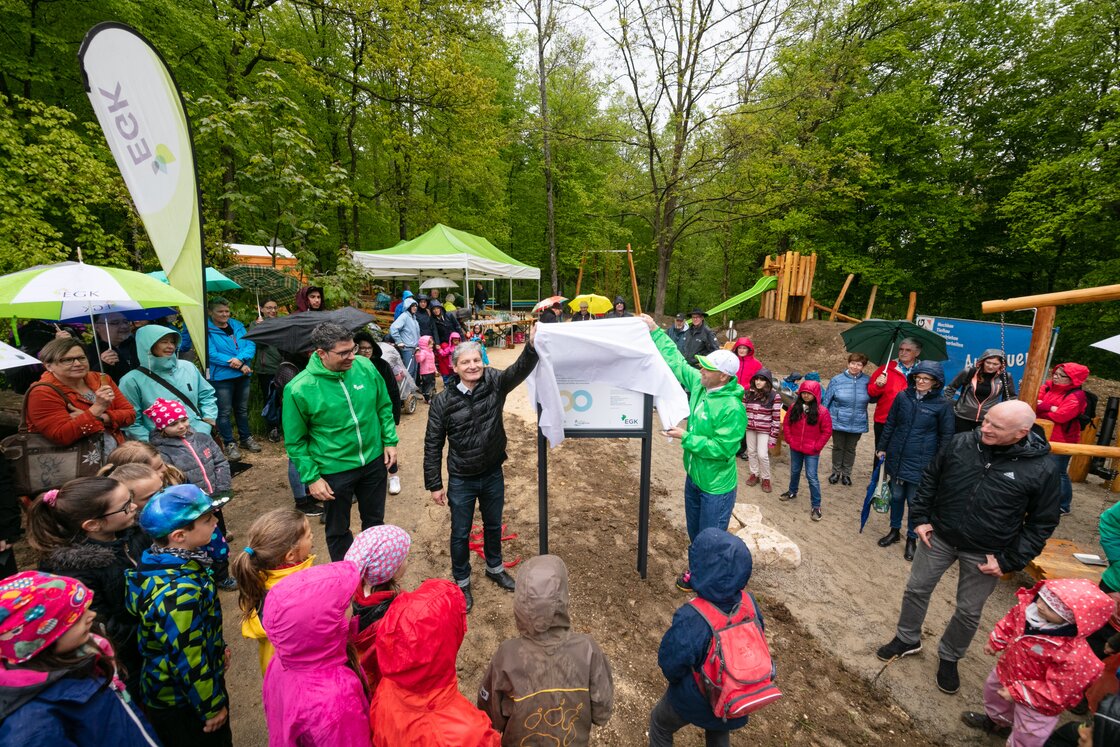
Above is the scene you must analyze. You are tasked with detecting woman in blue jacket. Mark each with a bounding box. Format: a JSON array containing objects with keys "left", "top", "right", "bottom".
[
  {"left": 821, "top": 353, "right": 871, "bottom": 486},
  {"left": 875, "top": 361, "right": 954, "bottom": 561},
  {"left": 206, "top": 297, "right": 259, "bottom": 461}
]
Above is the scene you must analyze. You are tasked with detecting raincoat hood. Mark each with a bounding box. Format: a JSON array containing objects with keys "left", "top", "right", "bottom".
[
  {"left": 263, "top": 561, "right": 359, "bottom": 671},
  {"left": 1025, "top": 578, "right": 1115, "bottom": 638},
  {"left": 752, "top": 367, "right": 774, "bottom": 386},
  {"left": 402, "top": 290, "right": 414, "bottom": 300},
  {"left": 689, "top": 528, "right": 752, "bottom": 607},
  {"left": 402, "top": 297, "right": 417, "bottom": 313},
  {"left": 419, "top": 335, "right": 434, "bottom": 350},
  {"left": 375, "top": 579, "right": 466, "bottom": 692},
  {"left": 796, "top": 379, "right": 823, "bottom": 400},
  {"left": 613, "top": 296, "right": 626, "bottom": 309},
  {"left": 513, "top": 555, "right": 571, "bottom": 642},
  {"left": 135, "top": 324, "right": 181, "bottom": 373},
  {"left": 907, "top": 360, "right": 946, "bottom": 389},
  {"left": 1052, "top": 362, "right": 1090, "bottom": 388},
  {"left": 732, "top": 337, "right": 754, "bottom": 356},
  {"left": 978, "top": 348, "right": 1006, "bottom": 366}
]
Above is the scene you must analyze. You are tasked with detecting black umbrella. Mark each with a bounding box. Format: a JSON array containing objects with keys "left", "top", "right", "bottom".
[{"left": 243, "top": 307, "right": 376, "bottom": 352}]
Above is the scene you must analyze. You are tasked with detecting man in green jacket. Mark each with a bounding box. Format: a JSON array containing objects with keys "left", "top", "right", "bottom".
[
  {"left": 283, "top": 323, "right": 399, "bottom": 561},
  {"left": 640, "top": 314, "right": 746, "bottom": 592}
]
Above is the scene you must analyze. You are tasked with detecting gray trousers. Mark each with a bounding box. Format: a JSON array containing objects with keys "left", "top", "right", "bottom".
[
  {"left": 648, "top": 693, "right": 730, "bottom": 747},
  {"left": 830, "top": 430, "right": 862, "bottom": 476},
  {"left": 895, "top": 532, "right": 1000, "bottom": 662}
]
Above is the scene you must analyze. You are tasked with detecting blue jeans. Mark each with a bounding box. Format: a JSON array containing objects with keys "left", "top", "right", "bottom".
[
  {"left": 788, "top": 450, "right": 821, "bottom": 509},
  {"left": 212, "top": 376, "right": 251, "bottom": 444},
  {"left": 683, "top": 475, "right": 736, "bottom": 543},
  {"left": 448, "top": 466, "right": 506, "bottom": 583},
  {"left": 889, "top": 478, "right": 919, "bottom": 538},
  {"left": 399, "top": 347, "right": 417, "bottom": 380},
  {"left": 1054, "top": 454, "right": 1073, "bottom": 512},
  {"left": 287, "top": 459, "right": 307, "bottom": 502}
]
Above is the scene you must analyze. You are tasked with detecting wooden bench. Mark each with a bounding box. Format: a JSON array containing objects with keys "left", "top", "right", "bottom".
[{"left": 1024, "top": 538, "right": 1104, "bottom": 584}]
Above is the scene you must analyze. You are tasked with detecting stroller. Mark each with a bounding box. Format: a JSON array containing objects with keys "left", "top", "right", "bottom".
[
  {"left": 779, "top": 371, "right": 821, "bottom": 409},
  {"left": 379, "top": 343, "right": 419, "bottom": 415}
]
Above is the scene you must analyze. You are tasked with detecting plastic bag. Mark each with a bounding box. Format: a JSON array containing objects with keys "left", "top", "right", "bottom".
[{"left": 872, "top": 474, "right": 892, "bottom": 514}]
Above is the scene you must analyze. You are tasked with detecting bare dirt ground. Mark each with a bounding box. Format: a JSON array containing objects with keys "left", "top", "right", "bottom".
[{"left": 19, "top": 319, "right": 1115, "bottom": 745}]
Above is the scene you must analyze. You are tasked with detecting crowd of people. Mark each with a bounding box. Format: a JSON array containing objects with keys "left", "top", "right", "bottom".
[{"left": 1, "top": 288, "right": 1117, "bottom": 747}]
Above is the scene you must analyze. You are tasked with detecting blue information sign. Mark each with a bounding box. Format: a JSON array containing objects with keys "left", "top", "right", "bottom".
[{"left": 915, "top": 315, "right": 1054, "bottom": 389}]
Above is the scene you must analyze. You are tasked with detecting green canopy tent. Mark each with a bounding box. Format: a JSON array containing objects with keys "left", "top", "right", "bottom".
[{"left": 353, "top": 224, "right": 541, "bottom": 309}]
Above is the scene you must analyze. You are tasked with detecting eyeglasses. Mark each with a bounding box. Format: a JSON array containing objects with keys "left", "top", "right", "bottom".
[
  {"left": 53, "top": 355, "right": 89, "bottom": 366},
  {"left": 327, "top": 346, "right": 358, "bottom": 358},
  {"left": 914, "top": 375, "right": 936, "bottom": 382},
  {"left": 98, "top": 498, "right": 136, "bottom": 519}
]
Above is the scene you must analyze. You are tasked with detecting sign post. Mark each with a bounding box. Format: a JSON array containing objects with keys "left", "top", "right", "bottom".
[{"left": 537, "top": 383, "right": 654, "bottom": 578}]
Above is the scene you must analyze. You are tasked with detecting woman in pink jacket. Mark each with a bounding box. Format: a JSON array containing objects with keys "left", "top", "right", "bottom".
[
  {"left": 780, "top": 380, "right": 832, "bottom": 521},
  {"left": 1035, "top": 362, "right": 1090, "bottom": 515},
  {"left": 261, "top": 561, "right": 371, "bottom": 747}
]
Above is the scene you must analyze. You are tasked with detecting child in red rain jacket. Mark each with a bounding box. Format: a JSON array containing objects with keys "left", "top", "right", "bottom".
[
  {"left": 436, "top": 333, "right": 460, "bottom": 386},
  {"left": 780, "top": 380, "right": 832, "bottom": 521},
  {"left": 1036, "top": 362, "right": 1091, "bottom": 515},
  {"left": 961, "top": 578, "right": 1115, "bottom": 746}
]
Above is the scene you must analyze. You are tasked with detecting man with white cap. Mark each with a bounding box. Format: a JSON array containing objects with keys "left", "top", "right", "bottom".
[{"left": 641, "top": 314, "right": 746, "bottom": 592}]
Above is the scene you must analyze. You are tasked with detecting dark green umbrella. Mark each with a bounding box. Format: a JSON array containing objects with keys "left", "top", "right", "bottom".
[
  {"left": 219, "top": 264, "right": 301, "bottom": 307},
  {"left": 243, "top": 307, "right": 376, "bottom": 352},
  {"left": 840, "top": 319, "right": 948, "bottom": 365}
]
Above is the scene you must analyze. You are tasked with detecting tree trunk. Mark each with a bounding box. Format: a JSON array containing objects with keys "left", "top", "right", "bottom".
[{"left": 534, "top": 0, "right": 559, "bottom": 294}]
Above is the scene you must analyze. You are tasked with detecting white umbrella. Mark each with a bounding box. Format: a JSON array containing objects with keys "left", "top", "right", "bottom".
[
  {"left": 420, "top": 277, "right": 458, "bottom": 290},
  {"left": 0, "top": 340, "right": 39, "bottom": 371},
  {"left": 1091, "top": 333, "right": 1120, "bottom": 356}
]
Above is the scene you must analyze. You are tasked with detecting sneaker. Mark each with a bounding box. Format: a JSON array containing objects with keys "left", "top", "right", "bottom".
[
  {"left": 225, "top": 442, "right": 242, "bottom": 461},
  {"left": 841, "top": 474, "right": 852, "bottom": 486},
  {"left": 746, "top": 473, "right": 760, "bottom": 487},
  {"left": 675, "top": 571, "right": 693, "bottom": 592},
  {"left": 295, "top": 499, "right": 325, "bottom": 517},
  {"left": 960, "top": 711, "right": 1010, "bottom": 737},
  {"left": 828, "top": 472, "right": 841, "bottom": 485},
  {"left": 937, "top": 658, "right": 960, "bottom": 694},
  {"left": 876, "top": 636, "right": 922, "bottom": 662},
  {"left": 268, "top": 427, "right": 281, "bottom": 443},
  {"left": 388, "top": 475, "right": 402, "bottom": 495},
  {"left": 761, "top": 479, "right": 772, "bottom": 493},
  {"left": 217, "top": 576, "right": 238, "bottom": 592},
  {"left": 779, "top": 491, "right": 797, "bottom": 502},
  {"left": 1060, "top": 506, "right": 1071, "bottom": 515},
  {"left": 241, "top": 437, "right": 263, "bottom": 453},
  {"left": 810, "top": 507, "right": 822, "bottom": 521}
]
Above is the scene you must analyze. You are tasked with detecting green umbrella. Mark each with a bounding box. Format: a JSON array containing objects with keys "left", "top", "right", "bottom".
[
  {"left": 840, "top": 319, "right": 948, "bottom": 365},
  {"left": 147, "top": 267, "right": 241, "bottom": 292},
  {"left": 219, "top": 264, "right": 301, "bottom": 307}
]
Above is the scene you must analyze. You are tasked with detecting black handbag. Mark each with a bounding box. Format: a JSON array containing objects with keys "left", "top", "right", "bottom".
[{"left": 0, "top": 382, "right": 107, "bottom": 495}]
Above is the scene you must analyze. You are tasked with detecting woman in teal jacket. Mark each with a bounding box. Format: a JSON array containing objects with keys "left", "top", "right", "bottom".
[
  {"left": 119, "top": 324, "right": 218, "bottom": 441},
  {"left": 206, "top": 299, "right": 258, "bottom": 459}
]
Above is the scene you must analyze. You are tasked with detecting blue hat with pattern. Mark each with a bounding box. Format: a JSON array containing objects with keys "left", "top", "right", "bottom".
[{"left": 139, "top": 484, "right": 229, "bottom": 538}]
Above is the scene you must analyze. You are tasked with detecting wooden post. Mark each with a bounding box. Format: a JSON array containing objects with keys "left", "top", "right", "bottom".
[
  {"left": 1069, "top": 421, "right": 1097, "bottom": 482},
  {"left": 1111, "top": 424, "right": 1120, "bottom": 493},
  {"left": 864, "top": 285, "right": 878, "bottom": 319},
  {"left": 982, "top": 285, "right": 1120, "bottom": 314},
  {"left": 829, "top": 274, "right": 855, "bottom": 321},
  {"left": 1019, "top": 305, "right": 1056, "bottom": 408},
  {"left": 626, "top": 244, "right": 642, "bottom": 316},
  {"left": 905, "top": 292, "right": 917, "bottom": 321}
]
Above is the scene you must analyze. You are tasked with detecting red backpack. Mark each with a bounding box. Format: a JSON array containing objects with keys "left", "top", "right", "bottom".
[{"left": 689, "top": 590, "right": 782, "bottom": 719}]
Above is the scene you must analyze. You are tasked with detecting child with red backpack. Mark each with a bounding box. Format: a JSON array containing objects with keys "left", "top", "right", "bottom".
[{"left": 649, "top": 528, "right": 779, "bottom": 746}]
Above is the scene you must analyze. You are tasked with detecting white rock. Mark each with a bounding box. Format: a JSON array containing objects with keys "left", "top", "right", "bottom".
[
  {"left": 732, "top": 503, "right": 764, "bottom": 528},
  {"left": 733, "top": 504, "right": 801, "bottom": 569}
]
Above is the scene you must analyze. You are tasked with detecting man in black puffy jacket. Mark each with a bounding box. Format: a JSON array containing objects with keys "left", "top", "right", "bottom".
[
  {"left": 876, "top": 400, "right": 1060, "bottom": 696},
  {"left": 424, "top": 326, "right": 538, "bottom": 613}
]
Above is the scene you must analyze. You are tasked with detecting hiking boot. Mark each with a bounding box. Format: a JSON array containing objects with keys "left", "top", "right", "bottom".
[
  {"left": 878, "top": 528, "right": 901, "bottom": 548},
  {"left": 216, "top": 576, "right": 238, "bottom": 592},
  {"left": 841, "top": 474, "right": 852, "bottom": 486},
  {"left": 486, "top": 570, "right": 516, "bottom": 592},
  {"left": 225, "top": 442, "right": 242, "bottom": 461},
  {"left": 876, "top": 636, "right": 922, "bottom": 662},
  {"left": 960, "top": 711, "right": 1010, "bottom": 737},
  {"left": 675, "top": 571, "right": 693, "bottom": 592},
  {"left": 828, "top": 472, "right": 841, "bottom": 485},
  {"left": 461, "top": 584, "right": 473, "bottom": 613},
  {"left": 761, "top": 479, "right": 772, "bottom": 493},
  {"left": 810, "top": 507, "right": 822, "bottom": 521},
  {"left": 295, "top": 499, "right": 325, "bottom": 517},
  {"left": 779, "top": 491, "right": 797, "bottom": 502},
  {"left": 388, "top": 475, "right": 401, "bottom": 495},
  {"left": 241, "top": 437, "right": 262, "bottom": 453},
  {"left": 937, "top": 658, "right": 960, "bottom": 694},
  {"left": 904, "top": 537, "right": 917, "bottom": 562},
  {"left": 746, "top": 473, "right": 760, "bottom": 487},
  {"left": 268, "top": 427, "right": 281, "bottom": 443}
]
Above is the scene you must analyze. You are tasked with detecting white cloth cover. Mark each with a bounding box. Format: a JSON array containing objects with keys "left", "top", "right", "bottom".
[{"left": 527, "top": 317, "right": 690, "bottom": 446}]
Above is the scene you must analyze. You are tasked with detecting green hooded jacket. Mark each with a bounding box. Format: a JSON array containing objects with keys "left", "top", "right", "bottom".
[
  {"left": 283, "top": 353, "right": 399, "bottom": 483},
  {"left": 652, "top": 328, "right": 746, "bottom": 494}
]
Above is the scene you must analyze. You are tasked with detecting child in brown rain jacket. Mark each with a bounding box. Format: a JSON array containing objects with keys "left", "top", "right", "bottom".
[{"left": 477, "top": 555, "right": 614, "bottom": 746}]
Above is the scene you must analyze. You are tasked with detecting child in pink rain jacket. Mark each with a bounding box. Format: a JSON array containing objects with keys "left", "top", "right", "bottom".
[
  {"left": 262, "top": 561, "right": 371, "bottom": 747},
  {"left": 961, "top": 578, "right": 1115, "bottom": 746},
  {"left": 780, "top": 380, "right": 832, "bottom": 521},
  {"left": 415, "top": 336, "right": 437, "bottom": 402},
  {"left": 436, "top": 332, "right": 460, "bottom": 385}
]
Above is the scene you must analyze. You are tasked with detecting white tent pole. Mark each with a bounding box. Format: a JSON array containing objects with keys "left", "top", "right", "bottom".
[
  {"left": 509, "top": 278, "right": 513, "bottom": 312},
  {"left": 464, "top": 264, "right": 470, "bottom": 317}
]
